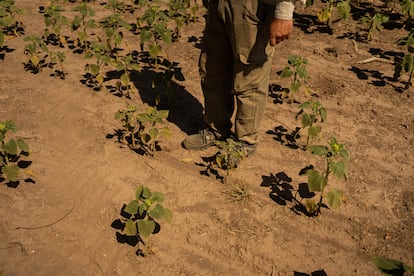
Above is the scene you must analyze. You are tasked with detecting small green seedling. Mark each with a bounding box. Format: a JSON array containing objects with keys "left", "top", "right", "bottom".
[
  {"left": 372, "top": 255, "right": 414, "bottom": 275},
  {"left": 0, "top": 120, "right": 30, "bottom": 183},
  {"left": 360, "top": 13, "right": 389, "bottom": 41},
  {"left": 279, "top": 55, "right": 310, "bottom": 103},
  {"left": 214, "top": 138, "right": 246, "bottom": 177},
  {"left": 84, "top": 41, "right": 113, "bottom": 89},
  {"left": 100, "top": 12, "right": 131, "bottom": 53},
  {"left": 42, "top": 0, "right": 69, "bottom": 45},
  {"left": 395, "top": 30, "right": 414, "bottom": 91},
  {"left": 23, "top": 35, "right": 50, "bottom": 73},
  {"left": 168, "top": 0, "right": 198, "bottom": 39},
  {"left": 303, "top": 136, "right": 349, "bottom": 216},
  {"left": 138, "top": 5, "right": 173, "bottom": 62},
  {"left": 0, "top": 0, "right": 24, "bottom": 46},
  {"left": 306, "top": 0, "right": 350, "bottom": 26},
  {"left": 49, "top": 50, "right": 66, "bottom": 79},
  {"left": 71, "top": 1, "right": 96, "bottom": 50},
  {"left": 112, "top": 52, "right": 141, "bottom": 98},
  {"left": 295, "top": 100, "right": 327, "bottom": 148},
  {"left": 121, "top": 185, "right": 173, "bottom": 256},
  {"left": 115, "top": 105, "right": 171, "bottom": 156},
  {"left": 401, "top": 0, "right": 414, "bottom": 22}
]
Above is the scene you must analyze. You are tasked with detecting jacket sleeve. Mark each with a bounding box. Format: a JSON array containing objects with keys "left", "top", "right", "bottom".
[{"left": 260, "top": 0, "right": 305, "bottom": 20}]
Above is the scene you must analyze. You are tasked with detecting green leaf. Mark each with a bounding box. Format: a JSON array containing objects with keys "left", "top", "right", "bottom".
[
  {"left": 114, "top": 32, "right": 123, "bottom": 46},
  {"left": 329, "top": 160, "right": 347, "bottom": 179},
  {"left": 161, "top": 127, "right": 172, "bottom": 138},
  {"left": 337, "top": 0, "right": 351, "bottom": 20},
  {"left": 308, "top": 145, "right": 329, "bottom": 156},
  {"left": 137, "top": 219, "right": 156, "bottom": 238},
  {"left": 290, "top": 80, "right": 300, "bottom": 92},
  {"left": 320, "top": 107, "right": 327, "bottom": 122},
  {"left": 279, "top": 67, "right": 293, "bottom": 78},
  {"left": 2, "top": 164, "right": 19, "bottom": 181},
  {"left": 308, "top": 125, "right": 321, "bottom": 139},
  {"left": 296, "top": 65, "right": 308, "bottom": 81},
  {"left": 0, "top": 32, "right": 4, "bottom": 47},
  {"left": 89, "top": 64, "right": 100, "bottom": 75},
  {"left": 149, "top": 203, "right": 164, "bottom": 219},
  {"left": 340, "top": 149, "right": 349, "bottom": 160},
  {"left": 371, "top": 256, "right": 405, "bottom": 275},
  {"left": 301, "top": 113, "right": 312, "bottom": 127},
  {"left": 307, "top": 169, "right": 327, "bottom": 192},
  {"left": 403, "top": 54, "right": 413, "bottom": 73},
  {"left": 141, "top": 187, "right": 152, "bottom": 199},
  {"left": 161, "top": 30, "right": 172, "bottom": 43},
  {"left": 326, "top": 188, "right": 343, "bottom": 208},
  {"left": 163, "top": 208, "right": 173, "bottom": 224},
  {"left": 2, "top": 139, "right": 18, "bottom": 155},
  {"left": 305, "top": 199, "right": 318, "bottom": 214},
  {"left": 120, "top": 73, "right": 130, "bottom": 86},
  {"left": 140, "top": 29, "right": 152, "bottom": 44},
  {"left": 16, "top": 139, "right": 30, "bottom": 153},
  {"left": 124, "top": 219, "right": 137, "bottom": 236},
  {"left": 149, "top": 44, "right": 161, "bottom": 59},
  {"left": 124, "top": 199, "right": 139, "bottom": 215},
  {"left": 152, "top": 192, "right": 164, "bottom": 202}
]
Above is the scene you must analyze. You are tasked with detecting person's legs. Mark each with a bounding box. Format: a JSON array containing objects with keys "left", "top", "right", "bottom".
[
  {"left": 200, "top": 1, "right": 234, "bottom": 139},
  {"left": 228, "top": 0, "right": 275, "bottom": 146},
  {"left": 182, "top": 1, "right": 234, "bottom": 150}
]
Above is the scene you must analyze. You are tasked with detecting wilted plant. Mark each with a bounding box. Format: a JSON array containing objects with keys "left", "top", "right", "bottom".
[
  {"left": 115, "top": 105, "right": 171, "bottom": 156},
  {"left": 223, "top": 177, "right": 255, "bottom": 204},
  {"left": 302, "top": 136, "right": 349, "bottom": 216},
  {"left": 0, "top": 120, "right": 30, "bottom": 183},
  {"left": 120, "top": 185, "right": 173, "bottom": 256},
  {"left": 295, "top": 100, "right": 327, "bottom": 148}
]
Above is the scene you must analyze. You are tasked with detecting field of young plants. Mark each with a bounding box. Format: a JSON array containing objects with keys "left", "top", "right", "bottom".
[{"left": 0, "top": 0, "right": 413, "bottom": 275}]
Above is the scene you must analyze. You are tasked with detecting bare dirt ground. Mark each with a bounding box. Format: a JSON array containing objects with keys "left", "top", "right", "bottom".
[{"left": 0, "top": 0, "right": 413, "bottom": 275}]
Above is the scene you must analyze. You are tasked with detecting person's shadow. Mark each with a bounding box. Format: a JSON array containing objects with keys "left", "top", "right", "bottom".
[{"left": 131, "top": 53, "right": 205, "bottom": 135}]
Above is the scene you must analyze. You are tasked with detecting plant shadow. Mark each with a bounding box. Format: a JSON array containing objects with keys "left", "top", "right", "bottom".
[
  {"left": 266, "top": 125, "right": 302, "bottom": 150},
  {"left": 195, "top": 153, "right": 224, "bottom": 181},
  {"left": 131, "top": 53, "right": 205, "bottom": 135},
  {"left": 261, "top": 171, "right": 324, "bottom": 217},
  {"left": 294, "top": 269, "right": 328, "bottom": 276},
  {"left": 0, "top": 46, "right": 15, "bottom": 60}
]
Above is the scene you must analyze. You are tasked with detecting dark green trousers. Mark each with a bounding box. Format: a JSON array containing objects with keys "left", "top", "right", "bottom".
[{"left": 199, "top": 0, "right": 275, "bottom": 145}]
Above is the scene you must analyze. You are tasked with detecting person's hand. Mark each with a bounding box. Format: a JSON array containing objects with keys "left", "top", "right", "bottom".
[{"left": 269, "top": 19, "right": 293, "bottom": 46}]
